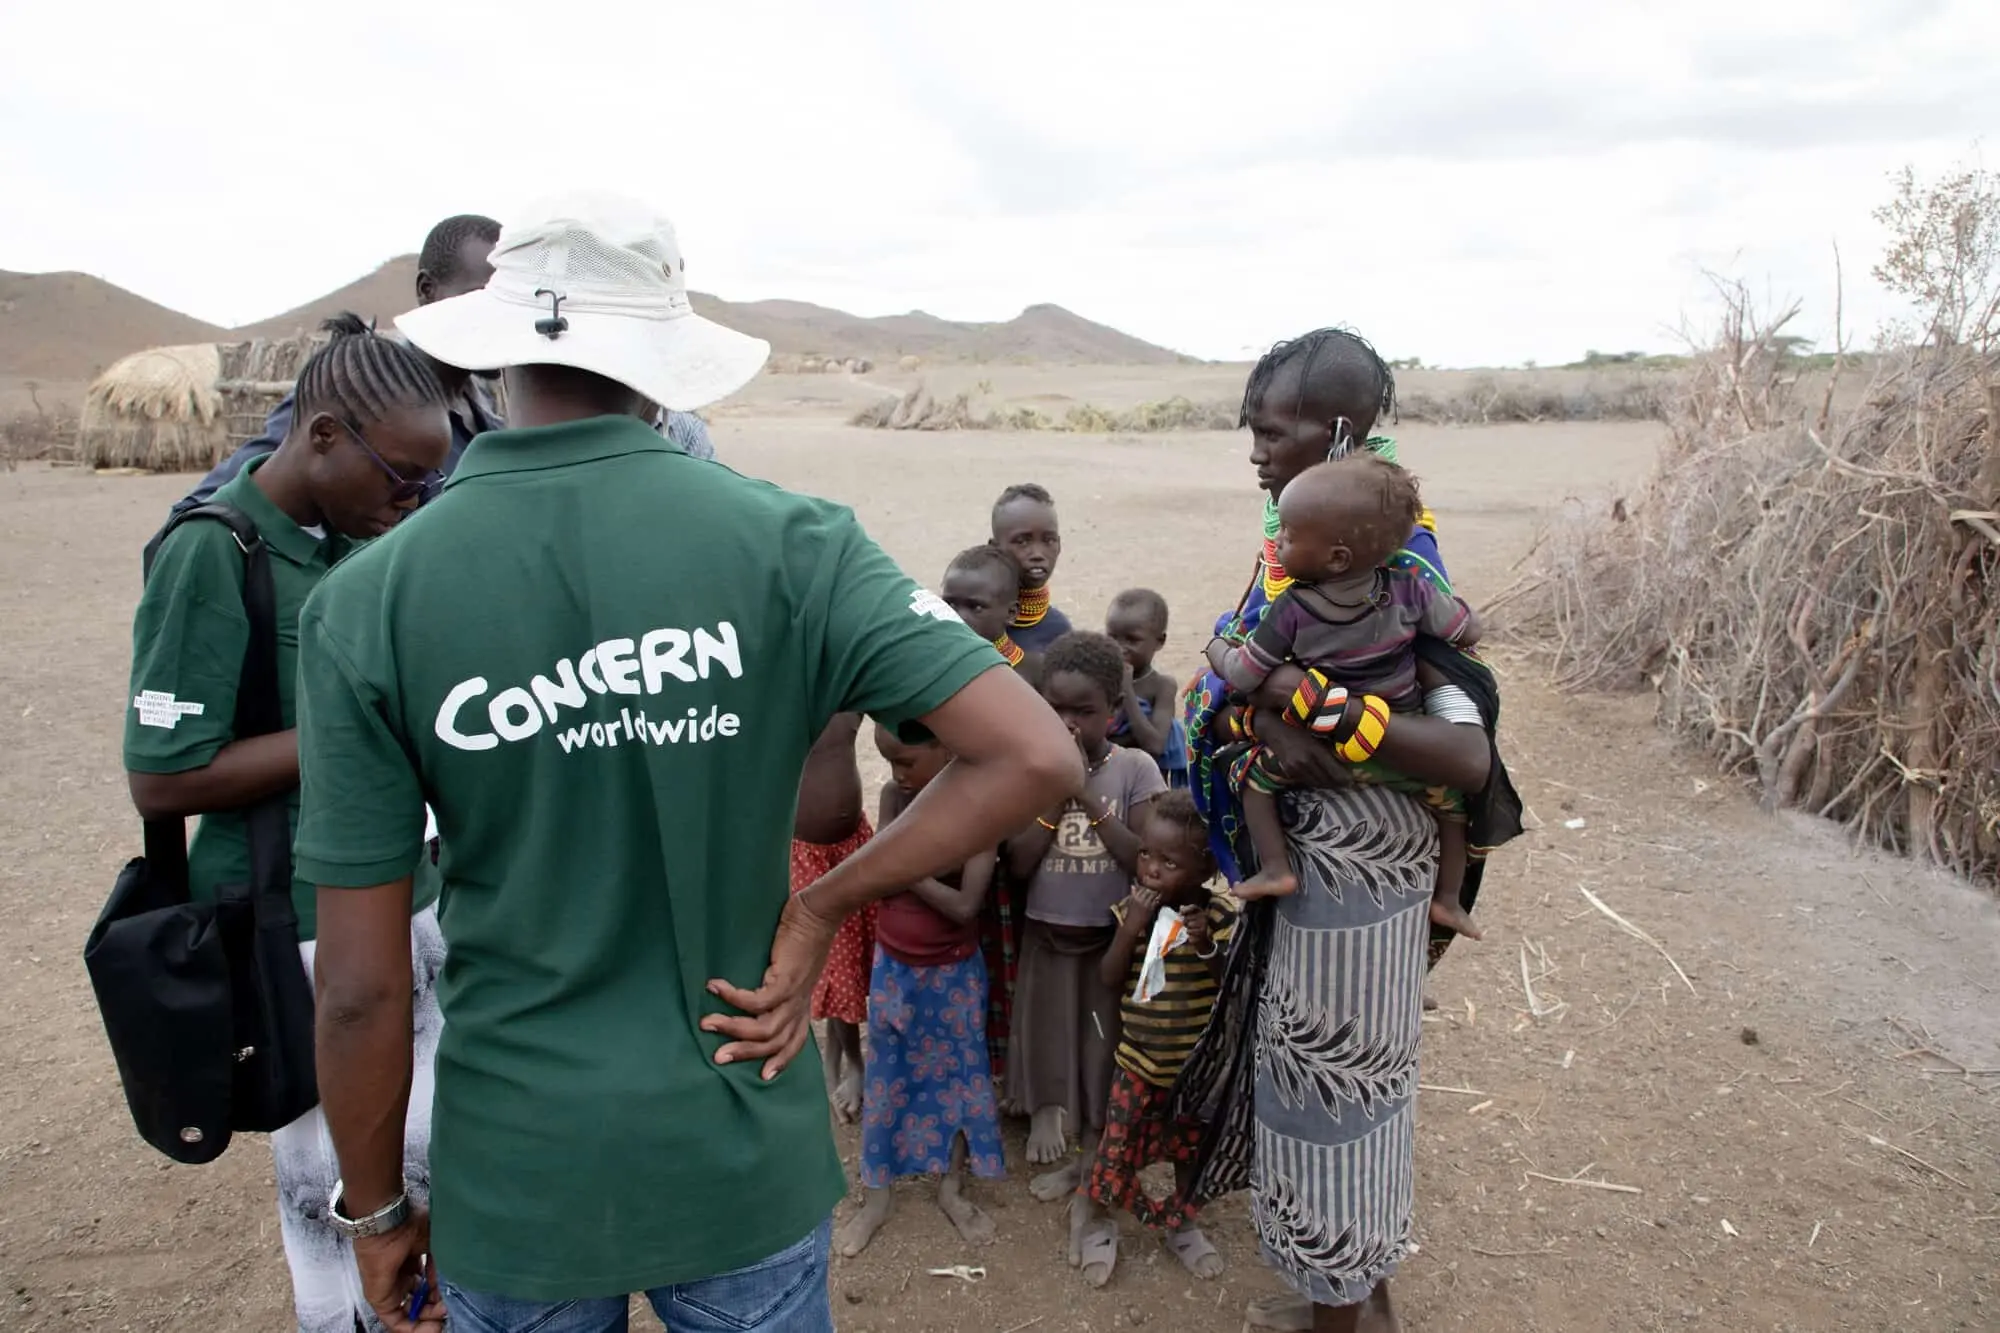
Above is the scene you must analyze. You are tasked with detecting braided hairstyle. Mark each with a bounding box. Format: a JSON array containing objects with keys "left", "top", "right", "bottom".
[
  {"left": 1239, "top": 327, "right": 1398, "bottom": 437},
  {"left": 293, "top": 312, "right": 449, "bottom": 428},
  {"left": 418, "top": 214, "right": 502, "bottom": 289},
  {"left": 1041, "top": 630, "right": 1126, "bottom": 706}
]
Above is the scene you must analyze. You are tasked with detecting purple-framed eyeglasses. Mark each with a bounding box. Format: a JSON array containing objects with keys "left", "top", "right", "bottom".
[{"left": 335, "top": 418, "right": 439, "bottom": 504}]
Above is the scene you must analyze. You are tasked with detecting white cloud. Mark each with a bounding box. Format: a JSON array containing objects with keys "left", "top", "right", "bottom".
[{"left": 2, "top": 0, "right": 1994, "bottom": 365}]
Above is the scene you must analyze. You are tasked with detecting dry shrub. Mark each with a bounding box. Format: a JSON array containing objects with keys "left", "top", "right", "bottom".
[
  {"left": 850, "top": 388, "right": 1236, "bottom": 433},
  {"left": 767, "top": 354, "right": 874, "bottom": 374},
  {"left": 1400, "top": 376, "right": 1666, "bottom": 424},
  {"left": 1494, "top": 288, "right": 2000, "bottom": 883},
  {"left": 854, "top": 383, "right": 1661, "bottom": 433},
  {"left": 1, "top": 405, "right": 78, "bottom": 468},
  {"left": 848, "top": 385, "right": 986, "bottom": 431}
]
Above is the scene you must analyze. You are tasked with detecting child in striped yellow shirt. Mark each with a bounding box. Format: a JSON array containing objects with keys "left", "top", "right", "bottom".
[{"left": 1082, "top": 790, "right": 1233, "bottom": 1287}]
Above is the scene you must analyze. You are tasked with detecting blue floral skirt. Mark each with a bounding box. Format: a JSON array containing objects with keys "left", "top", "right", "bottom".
[{"left": 860, "top": 947, "right": 1007, "bottom": 1188}]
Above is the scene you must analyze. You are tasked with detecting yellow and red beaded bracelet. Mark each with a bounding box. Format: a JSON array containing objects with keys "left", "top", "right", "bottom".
[{"left": 1336, "top": 695, "right": 1392, "bottom": 763}]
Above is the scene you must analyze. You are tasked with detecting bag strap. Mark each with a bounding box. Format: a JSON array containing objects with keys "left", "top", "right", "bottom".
[{"left": 143, "top": 503, "right": 295, "bottom": 913}]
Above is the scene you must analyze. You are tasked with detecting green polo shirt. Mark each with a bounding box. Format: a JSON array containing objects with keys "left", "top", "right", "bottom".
[
  {"left": 123, "top": 456, "right": 405, "bottom": 941},
  {"left": 293, "top": 414, "right": 1000, "bottom": 1301}
]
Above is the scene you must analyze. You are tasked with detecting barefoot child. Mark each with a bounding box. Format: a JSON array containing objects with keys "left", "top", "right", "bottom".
[
  {"left": 1104, "top": 588, "right": 1190, "bottom": 788},
  {"left": 837, "top": 726, "right": 1007, "bottom": 1258},
  {"left": 1005, "top": 632, "right": 1166, "bottom": 1276},
  {"left": 790, "top": 713, "right": 873, "bottom": 1121},
  {"left": 991, "top": 483, "right": 1073, "bottom": 653},
  {"left": 943, "top": 544, "right": 1043, "bottom": 689},
  {"left": 1086, "top": 790, "right": 1232, "bottom": 1286},
  {"left": 1210, "top": 454, "right": 1484, "bottom": 937}
]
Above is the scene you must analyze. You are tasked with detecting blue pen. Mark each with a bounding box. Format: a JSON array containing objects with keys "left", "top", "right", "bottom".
[{"left": 407, "top": 1255, "right": 431, "bottom": 1323}]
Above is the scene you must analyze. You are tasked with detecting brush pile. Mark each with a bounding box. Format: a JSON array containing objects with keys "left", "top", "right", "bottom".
[
  {"left": 853, "top": 381, "right": 1663, "bottom": 433},
  {"left": 848, "top": 385, "right": 988, "bottom": 430},
  {"left": 1398, "top": 375, "right": 1665, "bottom": 424},
  {"left": 1493, "top": 289, "right": 2000, "bottom": 883},
  {"left": 850, "top": 387, "right": 1238, "bottom": 433}
]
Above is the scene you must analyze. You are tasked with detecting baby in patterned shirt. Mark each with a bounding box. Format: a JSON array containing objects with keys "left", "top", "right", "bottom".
[{"left": 1210, "top": 454, "right": 1483, "bottom": 938}]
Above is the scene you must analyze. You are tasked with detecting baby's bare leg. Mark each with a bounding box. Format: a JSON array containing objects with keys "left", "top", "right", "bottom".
[
  {"left": 936, "top": 1132, "right": 995, "bottom": 1245},
  {"left": 1427, "top": 816, "right": 1480, "bottom": 940},
  {"left": 1237, "top": 786, "right": 1299, "bottom": 901}
]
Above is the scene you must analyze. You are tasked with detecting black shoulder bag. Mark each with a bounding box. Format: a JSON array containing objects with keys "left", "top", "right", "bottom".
[{"left": 86, "top": 502, "right": 319, "bottom": 1164}]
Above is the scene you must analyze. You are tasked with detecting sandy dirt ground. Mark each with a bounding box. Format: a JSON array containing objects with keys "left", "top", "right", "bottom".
[{"left": 1, "top": 404, "right": 1995, "bottom": 1332}]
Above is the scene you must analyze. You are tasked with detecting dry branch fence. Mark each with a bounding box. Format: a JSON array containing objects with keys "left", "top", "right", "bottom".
[{"left": 1492, "top": 298, "right": 2000, "bottom": 884}]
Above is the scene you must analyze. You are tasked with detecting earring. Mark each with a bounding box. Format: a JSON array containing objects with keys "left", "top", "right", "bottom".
[{"left": 1325, "top": 415, "right": 1355, "bottom": 461}]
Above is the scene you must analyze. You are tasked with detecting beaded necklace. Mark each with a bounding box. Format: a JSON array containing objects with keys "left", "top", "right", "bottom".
[
  {"left": 1013, "top": 583, "right": 1051, "bottom": 629},
  {"left": 993, "top": 633, "right": 1026, "bottom": 666},
  {"left": 1259, "top": 497, "right": 1293, "bottom": 602}
]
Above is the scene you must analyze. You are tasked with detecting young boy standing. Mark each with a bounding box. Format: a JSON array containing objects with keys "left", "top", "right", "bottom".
[
  {"left": 1086, "top": 791, "right": 1231, "bottom": 1287},
  {"left": 1104, "top": 588, "right": 1189, "bottom": 788}
]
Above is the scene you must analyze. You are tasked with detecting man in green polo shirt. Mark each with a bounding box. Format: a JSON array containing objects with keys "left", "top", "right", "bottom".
[
  {"left": 122, "top": 323, "right": 454, "bottom": 1333},
  {"left": 296, "top": 193, "right": 1082, "bottom": 1333}
]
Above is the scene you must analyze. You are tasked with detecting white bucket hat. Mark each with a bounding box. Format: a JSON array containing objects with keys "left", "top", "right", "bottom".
[{"left": 394, "top": 191, "right": 769, "bottom": 411}]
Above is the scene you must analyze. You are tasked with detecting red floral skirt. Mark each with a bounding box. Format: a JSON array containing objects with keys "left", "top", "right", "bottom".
[{"left": 789, "top": 817, "right": 875, "bottom": 1025}]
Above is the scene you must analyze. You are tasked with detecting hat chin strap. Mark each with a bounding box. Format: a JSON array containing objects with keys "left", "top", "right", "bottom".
[
  {"left": 533, "top": 289, "right": 569, "bottom": 340},
  {"left": 487, "top": 269, "right": 694, "bottom": 318}
]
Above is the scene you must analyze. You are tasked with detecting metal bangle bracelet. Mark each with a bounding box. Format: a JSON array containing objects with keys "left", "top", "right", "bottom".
[{"left": 327, "top": 1181, "right": 411, "bottom": 1239}]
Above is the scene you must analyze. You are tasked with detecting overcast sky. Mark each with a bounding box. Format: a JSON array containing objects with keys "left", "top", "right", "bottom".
[{"left": 3, "top": 0, "right": 1994, "bottom": 365}]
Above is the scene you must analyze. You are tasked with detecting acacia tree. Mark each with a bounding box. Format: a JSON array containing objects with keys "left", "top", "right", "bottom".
[{"left": 1872, "top": 162, "right": 2000, "bottom": 349}]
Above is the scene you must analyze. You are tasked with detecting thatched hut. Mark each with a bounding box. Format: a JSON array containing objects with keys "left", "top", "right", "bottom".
[
  {"left": 79, "top": 344, "right": 225, "bottom": 470},
  {"left": 77, "top": 332, "right": 332, "bottom": 473},
  {"left": 81, "top": 325, "right": 506, "bottom": 473}
]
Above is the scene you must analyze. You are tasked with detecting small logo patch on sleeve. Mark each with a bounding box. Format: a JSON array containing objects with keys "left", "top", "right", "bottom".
[
  {"left": 133, "top": 690, "right": 205, "bottom": 730},
  {"left": 909, "top": 588, "right": 962, "bottom": 624}
]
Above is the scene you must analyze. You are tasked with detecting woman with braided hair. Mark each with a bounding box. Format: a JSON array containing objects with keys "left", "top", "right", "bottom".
[
  {"left": 124, "top": 314, "right": 453, "bottom": 1333},
  {"left": 1169, "top": 328, "right": 1520, "bottom": 1333}
]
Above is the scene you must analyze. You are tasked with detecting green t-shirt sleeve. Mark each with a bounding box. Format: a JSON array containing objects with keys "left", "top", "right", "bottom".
[
  {"left": 124, "top": 525, "right": 248, "bottom": 775},
  {"left": 812, "top": 511, "right": 1001, "bottom": 735},
  {"left": 293, "top": 595, "right": 426, "bottom": 888}
]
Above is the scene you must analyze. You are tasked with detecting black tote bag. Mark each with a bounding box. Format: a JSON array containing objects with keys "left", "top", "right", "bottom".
[{"left": 86, "top": 503, "right": 318, "bottom": 1164}]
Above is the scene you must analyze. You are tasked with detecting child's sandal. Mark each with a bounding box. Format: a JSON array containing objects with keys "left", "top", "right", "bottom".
[{"left": 1165, "top": 1226, "right": 1224, "bottom": 1279}]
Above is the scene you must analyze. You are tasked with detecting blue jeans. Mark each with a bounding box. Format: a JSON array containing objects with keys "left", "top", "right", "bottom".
[{"left": 439, "top": 1219, "right": 832, "bottom": 1333}]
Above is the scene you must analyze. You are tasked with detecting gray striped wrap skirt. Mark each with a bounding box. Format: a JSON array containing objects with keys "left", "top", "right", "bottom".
[{"left": 1174, "top": 784, "right": 1438, "bottom": 1307}]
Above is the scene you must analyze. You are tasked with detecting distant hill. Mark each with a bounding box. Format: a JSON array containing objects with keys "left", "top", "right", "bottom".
[
  {"left": 232, "top": 257, "right": 420, "bottom": 341},
  {"left": 0, "top": 258, "right": 1191, "bottom": 387},
  {"left": 687, "top": 294, "right": 1191, "bottom": 365},
  {"left": 0, "top": 270, "right": 227, "bottom": 382},
  {"left": 234, "top": 255, "right": 1189, "bottom": 365}
]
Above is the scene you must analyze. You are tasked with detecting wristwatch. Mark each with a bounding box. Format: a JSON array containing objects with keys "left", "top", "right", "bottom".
[{"left": 327, "top": 1181, "right": 411, "bottom": 1239}]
